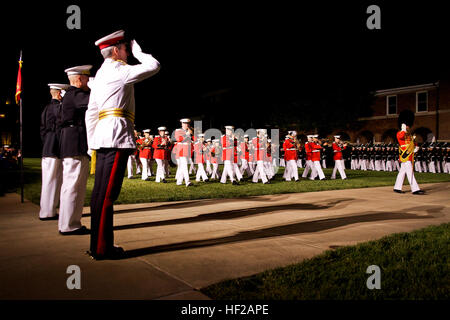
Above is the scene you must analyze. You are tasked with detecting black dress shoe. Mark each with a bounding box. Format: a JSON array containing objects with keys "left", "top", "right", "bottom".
[
  {"left": 60, "top": 226, "right": 90, "bottom": 236},
  {"left": 204, "top": 179, "right": 209, "bottom": 182},
  {"left": 39, "top": 215, "right": 59, "bottom": 221},
  {"left": 87, "top": 246, "right": 125, "bottom": 260},
  {"left": 232, "top": 181, "right": 239, "bottom": 185},
  {"left": 186, "top": 182, "right": 194, "bottom": 187},
  {"left": 162, "top": 179, "right": 167, "bottom": 183},
  {"left": 263, "top": 181, "right": 271, "bottom": 184},
  {"left": 412, "top": 190, "right": 425, "bottom": 195},
  {"left": 393, "top": 189, "right": 405, "bottom": 194}
]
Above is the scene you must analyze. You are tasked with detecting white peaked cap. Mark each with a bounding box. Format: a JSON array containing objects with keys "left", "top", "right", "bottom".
[
  {"left": 180, "top": 118, "right": 191, "bottom": 123},
  {"left": 48, "top": 83, "right": 70, "bottom": 90},
  {"left": 213, "top": 139, "right": 219, "bottom": 142},
  {"left": 198, "top": 134, "right": 205, "bottom": 137},
  {"left": 143, "top": 129, "right": 150, "bottom": 133},
  {"left": 64, "top": 65, "right": 92, "bottom": 76},
  {"left": 95, "top": 30, "right": 125, "bottom": 49},
  {"left": 334, "top": 135, "right": 341, "bottom": 138},
  {"left": 206, "top": 138, "right": 211, "bottom": 142},
  {"left": 244, "top": 135, "right": 249, "bottom": 138},
  {"left": 225, "top": 126, "right": 234, "bottom": 129},
  {"left": 158, "top": 126, "right": 166, "bottom": 131},
  {"left": 314, "top": 135, "right": 319, "bottom": 138}
]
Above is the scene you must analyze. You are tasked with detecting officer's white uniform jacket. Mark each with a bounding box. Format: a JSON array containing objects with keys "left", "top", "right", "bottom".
[{"left": 85, "top": 51, "right": 160, "bottom": 151}]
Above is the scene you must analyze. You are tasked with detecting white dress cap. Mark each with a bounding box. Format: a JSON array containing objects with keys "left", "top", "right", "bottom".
[
  {"left": 48, "top": 83, "right": 70, "bottom": 90},
  {"left": 64, "top": 65, "right": 93, "bottom": 76}
]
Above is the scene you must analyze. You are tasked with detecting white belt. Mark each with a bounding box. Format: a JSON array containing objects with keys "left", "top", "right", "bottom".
[
  {"left": 312, "top": 150, "right": 320, "bottom": 153},
  {"left": 286, "top": 148, "right": 296, "bottom": 150}
]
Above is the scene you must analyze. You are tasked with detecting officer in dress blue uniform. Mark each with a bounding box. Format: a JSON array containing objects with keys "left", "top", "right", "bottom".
[
  {"left": 39, "top": 83, "right": 68, "bottom": 220},
  {"left": 58, "top": 65, "right": 92, "bottom": 235}
]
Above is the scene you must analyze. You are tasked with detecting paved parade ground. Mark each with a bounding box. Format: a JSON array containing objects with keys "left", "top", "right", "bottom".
[{"left": 1, "top": 182, "right": 449, "bottom": 300}]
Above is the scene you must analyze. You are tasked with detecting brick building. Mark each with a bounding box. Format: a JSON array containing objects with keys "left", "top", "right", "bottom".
[{"left": 341, "top": 81, "right": 450, "bottom": 144}]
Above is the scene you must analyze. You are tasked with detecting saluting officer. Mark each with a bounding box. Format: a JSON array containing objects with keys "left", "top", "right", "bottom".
[
  {"left": 39, "top": 83, "right": 68, "bottom": 220},
  {"left": 85, "top": 30, "right": 160, "bottom": 259},
  {"left": 58, "top": 65, "right": 92, "bottom": 235}
]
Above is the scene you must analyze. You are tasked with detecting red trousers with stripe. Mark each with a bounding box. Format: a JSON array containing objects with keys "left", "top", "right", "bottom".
[{"left": 90, "top": 148, "right": 132, "bottom": 257}]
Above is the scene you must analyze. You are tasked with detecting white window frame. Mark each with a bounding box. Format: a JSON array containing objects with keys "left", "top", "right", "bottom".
[
  {"left": 386, "top": 95, "right": 397, "bottom": 115},
  {"left": 416, "top": 91, "right": 428, "bottom": 113}
]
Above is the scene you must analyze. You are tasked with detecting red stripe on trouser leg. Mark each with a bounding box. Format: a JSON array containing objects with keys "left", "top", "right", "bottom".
[{"left": 96, "top": 151, "right": 121, "bottom": 255}]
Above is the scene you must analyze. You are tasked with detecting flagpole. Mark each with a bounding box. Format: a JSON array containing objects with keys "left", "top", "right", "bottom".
[{"left": 19, "top": 50, "right": 24, "bottom": 203}]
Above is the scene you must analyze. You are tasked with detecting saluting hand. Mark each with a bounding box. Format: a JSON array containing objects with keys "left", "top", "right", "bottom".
[{"left": 131, "top": 39, "right": 143, "bottom": 58}]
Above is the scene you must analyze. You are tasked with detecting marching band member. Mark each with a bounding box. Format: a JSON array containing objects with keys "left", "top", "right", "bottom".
[
  {"left": 330, "top": 135, "right": 347, "bottom": 180},
  {"left": 205, "top": 138, "right": 213, "bottom": 175},
  {"left": 175, "top": 118, "right": 193, "bottom": 186},
  {"left": 220, "top": 126, "right": 239, "bottom": 184},
  {"left": 210, "top": 139, "right": 221, "bottom": 180},
  {"left": 138, "top": 129, "right": 152, "bottom": 181},
  {"left": 58, "top": 65, "right": 92, "bottom": 235},
  {"left": 393, "top": 111, "right": 424, "bottom": 194},
  {"left": 194, "top": 134, "right": 209, "bottom": 182},
  {"left": 39, "top": 83, "right": 68, "bottom": 220},
  {"left": 239, "top": 134, "right": 252, "bottom": 177},
  {"left": 302, "top": 135, "right": 316, "bottom": 179},
  {"left": 165, "top": 130, "right": 171, "bottom": 177},
  {"left": 283, "top": 131, "right": 299, "bottom": 181},
  {"left": 310, "top": 135, "right": 326, "bottom": 180},
  {"left": 152, "top": 126, "right": 169, "bottom": 183},
  {"left": 127, "top": 129, "right": 140, "bottom": 178},
  {"left": 252, "top": 129, "right": 270, "bottom": 184}
]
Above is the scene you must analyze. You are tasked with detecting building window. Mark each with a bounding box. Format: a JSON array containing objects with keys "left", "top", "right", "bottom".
[
  {"left": 386, "top": 95, "right": 397, "bottom": 115},
  {"left": 416, "top": 91, "right": 428, "bottom": 112}
]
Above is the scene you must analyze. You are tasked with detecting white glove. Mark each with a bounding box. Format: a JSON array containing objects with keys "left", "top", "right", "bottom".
[
  {"left": 414, "top": 146, "right": 419, "bottom": 153},
  {"left": 60, "top": 90, "right": 66, "bottom": 97},
  {"left": 87, "top": 77, "right": 95, "bottom": 89},
  {"left": 87, "top": 149, "right": 93, "bottom": 157},
  {"left": 401, "top": 123, "right": 407, "bottom": 132},
  {"left": 131, "top": 39, "right": 143, "bottom": 59}
]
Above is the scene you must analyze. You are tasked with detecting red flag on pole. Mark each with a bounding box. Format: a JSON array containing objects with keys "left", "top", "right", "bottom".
[{"left": 15, "top": 52, "right": 23, "bottom": 105}]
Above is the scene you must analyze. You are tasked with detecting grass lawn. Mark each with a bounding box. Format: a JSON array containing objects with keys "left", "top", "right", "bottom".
[
  {"left": 201, "top": 223, "right": 450, "bottom": 300},
  {"left": 3, "top": 157, "right": 450, "bottom": 205}
]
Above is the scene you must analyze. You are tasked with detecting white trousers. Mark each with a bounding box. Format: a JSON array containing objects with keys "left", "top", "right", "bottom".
[
  {"left": 322, "top": 160, "right": 327, "bottom": 169},
  {"left": 331, "top": 159, "right": 346, "bottom": 179},
  {"left": 386, "top": 161, "right": 393, "bottom": 172},
  {"left": 140, "top": 157, "right": 149, "bottom": 180},
  {"left": 444, "top": 162, "right": 450, "bottom": 174},
  {"left": 155, "top": 158, "right": 166, "bottom": 182},
  {"left": 285, "top": 160, "right": 299, "bottom": 181},
  {"left": 394, "top": 160, "right": 400, "bottom": 171},
  {"left": 176, "top": 157, "right": 191, "bottom": 186},
  {"left": 39, "top": 157, "right": 63, "bottom": 218},
  {"left": 164, "top": 159, "right": 170, "bottom": 177},
  {"left": 196, "top": 163, "right": 209, "bottom": 181},
  {"left": 221, "top": 160, "right": 235, "bottom": 183},
  {"left": 280, "top": 159, "right": 286, "bottom": 167},
  {"left": 428, "top": 162, "right": 436, "bottom": 173},
  {"left": 421, "top": 161, "right": 428, "bottom": 173},
  {"left": 351, "top": 159, "right": 358, "bottom": 170},
  {"left": 360, "top": 159, "right": 367, "bottom": 171},
  {"left": 248, "top": 162, "right": 255, "bottom": 175},
  {"left": 414, "top": 161, "right": 422, "bottom": 173},
  {"left": 240, "top": 159, "right": 253, "bottom": 177},
  {"left": 206, "top": 160, "right": 212, "bottom": 175},
  {"left": 375, "top": 160, "right": 382, "bottom": 171},
  {"left": 297, "top": 159, "right": 303, "bottom": 168},
  {"left": 59, "top": 156, "right": 89, "bottom": 232},
  {"left": 233, "top": 163, "right": 243, "bottom": 181},
  {"left": 310, "top": 161, "right": 325, "bottom": 180},
  {"left": 252, "top": 160, "right": 268, "bottom": 183},
  {"left": 189, "top": 158, "right": 196, "bottom": 174},
  {"left": 127, "top": 154, "right": 139, "bottom": 178},
  {"left": 211, "top": 163, "right": 221, "bottom": 179},
  {"left": 394, "top": 161, "right": 420, "bottom": 193},
  {"left": 302, "top": 160, "right": 314, "bottom": 178}
]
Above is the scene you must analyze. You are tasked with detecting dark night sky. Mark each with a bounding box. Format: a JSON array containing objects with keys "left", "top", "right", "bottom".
[{"left": 2, "top": 1, "right": 450, "bottom": 155}]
